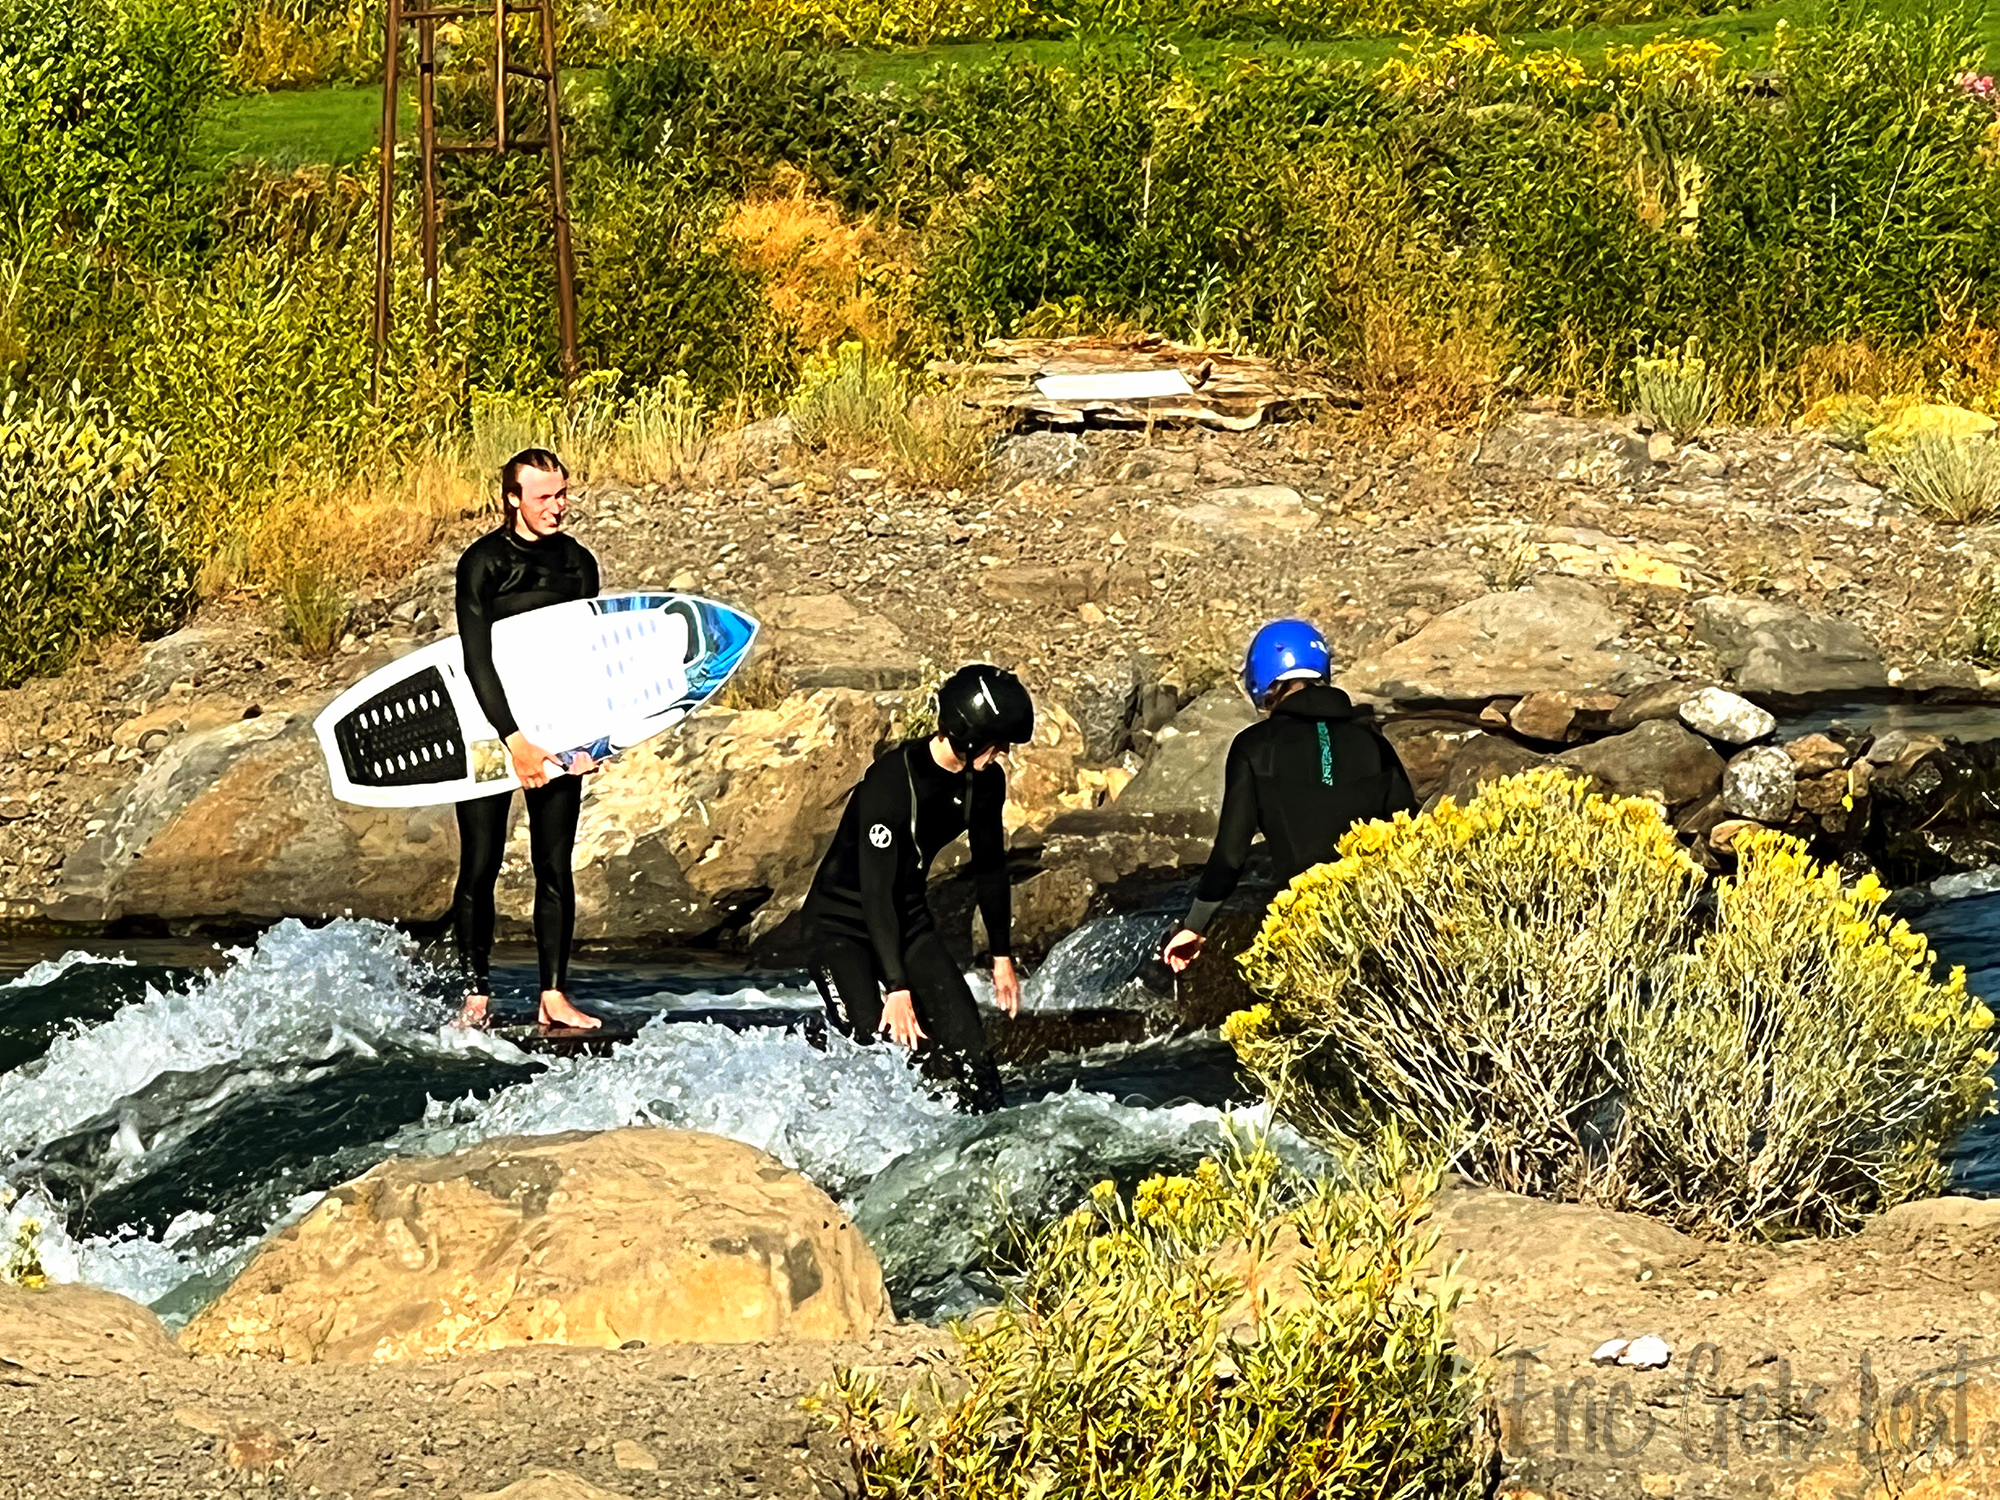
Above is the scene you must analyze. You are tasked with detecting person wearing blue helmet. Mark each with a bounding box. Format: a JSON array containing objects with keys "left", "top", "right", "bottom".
[{"left": 1162, "top": 619, "right": 1417, "bottom": 972}]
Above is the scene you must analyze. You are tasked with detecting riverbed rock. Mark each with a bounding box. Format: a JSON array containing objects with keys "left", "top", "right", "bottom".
[
  {"left": 1340, "top": 581, "right": 1666, "bottom": 703},
  {"left": 1434, "top": 734, "right": 1557, "bottom": 805},
  {"left": 1557, "top": 719, "right": 1725, "bottom": 809},
  {"left": 1784, "top": 732, "right": 1853, "bottom": 776},
  {"left": 178, "top": 1129, "right": 888, "bottom": 1363},
  {"left": 49, "top": 711, "right": 457, "bottom": 925},
  {"left": 0, "top": 1281, "right": 184, "bottom": 1378},
  {"left": 1379, "top": 718, "right": 1484, "bottom": 800},
  {"left": 1605, "top": 679, "right": 1702, "bottom": 730},
  {"left": 469, "top": 1470, "right": 640, "bottom": 1500},
  {"left": 1509, "top": 690, "right": 1620, "bottom": 743},
  {"left": 1676, "top": 687, "right": 1775, "bottom": 745},
  {"left": 1691, "top": 596, "right": 1888, "bottom": 697},
  {"left": 1115, "top": 688, "right": 1257, "bottom": 820},
  {"left": 1721, "top": 745, "right": 1797, "bottom": 823}
]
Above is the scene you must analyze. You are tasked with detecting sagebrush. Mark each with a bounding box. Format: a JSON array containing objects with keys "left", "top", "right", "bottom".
[
  {"left": 1231, "top": 769, "right": 1997, "bottom": 1238},
  {"left": 809, "top": 1134, "right": 1491, "bottom": 1499}
]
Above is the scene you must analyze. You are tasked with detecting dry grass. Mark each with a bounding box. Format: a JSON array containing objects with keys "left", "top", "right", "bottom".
[
  {"left": 723, "top": 168, "right": 914, "bottom": 354},
  {"left": 788, "top": 343, "right": 993, "bottom": 488}
]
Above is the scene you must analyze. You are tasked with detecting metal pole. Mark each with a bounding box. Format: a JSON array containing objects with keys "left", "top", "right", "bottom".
[
  {"left": 539, "top": 0, "right": 580, "bottom": 388},
  {"left": 493, "top": 0, "right": 508, "bottom": 152},
  {"left": 370, "top": 0, "right": 404, "bottom": 403},
  {"left": 418, "top": 16, "right": 440, "bottom": 343}
]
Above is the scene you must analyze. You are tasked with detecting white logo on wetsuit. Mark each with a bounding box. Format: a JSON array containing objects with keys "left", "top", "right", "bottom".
[{"left": 868, "top": 823, "right": 893, "bottom": 848}]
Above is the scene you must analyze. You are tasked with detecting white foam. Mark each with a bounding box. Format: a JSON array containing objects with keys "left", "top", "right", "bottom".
[
  {"left": 2, "top": 951, "right": 137, "bottom": 990},
  {"left": 0, "top": 918, "right": 448, "bottom": 1160},
  {"left": 396, "top": 1018, "right": 962, "bottom": 1197}
]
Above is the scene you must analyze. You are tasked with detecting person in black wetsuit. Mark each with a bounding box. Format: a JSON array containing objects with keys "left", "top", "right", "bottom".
[
  {"left": 451, "top": 448, "right": 603, "bottom": 1032},
  {"left": 1163, "top": 618, "right": 1417, "bottom": 973},
  {"left": 799, "top": 665, "right": 1035, "bottom": 1113}
]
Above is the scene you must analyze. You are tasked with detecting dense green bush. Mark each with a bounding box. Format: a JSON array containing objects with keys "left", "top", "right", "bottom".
[
  {"left": 1230, "top": 771, "right": 1998, "bottom": 1238},
  {"left": 0, "top": 389, "right": 191, "bottom": 688},
  {"left": 811, "top": 1136, "right": 1490, "bottom": 1499},
  {"left": 0, "top": 0, "right": 225, "bottom": 249}
]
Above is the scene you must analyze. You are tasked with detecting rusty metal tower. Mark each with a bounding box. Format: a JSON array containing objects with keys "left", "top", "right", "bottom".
[{"left": 370, "top": 0, "right": 580, "bottom": 398}]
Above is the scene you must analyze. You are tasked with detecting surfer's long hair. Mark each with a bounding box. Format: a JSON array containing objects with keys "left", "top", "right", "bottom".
[{"left": 500, "top": 448, "right": 568, "bottom": 522}]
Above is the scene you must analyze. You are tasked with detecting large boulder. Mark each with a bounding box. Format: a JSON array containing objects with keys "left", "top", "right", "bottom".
[
  {"left": 1557, "top": 719, "right": 1725, "bottom": 810},
  {"left": 50, "top": 711, "right": 456, "bottom": 925},
  {"left": 1340, "top": 582, "right": 1667, "bottom": 704},
  {"left": 499, "top": 689, "right": 894, "bottom": 945},
  {"left": 0, "top": 1281, "right": 184, "bottom": 1377},
  {"left": 1114, "top": 688, "right": 1257, "bottom": 821},
  {"left": 1691, "top": 596, "right": 1888, "bottom": 697},
  {"left": 1433, "top": 733, "right": 1556, "bottom": 806},
  {"left": 178, "top": 1129, "right": 889, "bottom": 1363}
]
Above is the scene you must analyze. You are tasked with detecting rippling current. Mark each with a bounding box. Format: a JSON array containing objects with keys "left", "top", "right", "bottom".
[{"left": 1, "top": 883, "right": 1995, "bottom": 1329}]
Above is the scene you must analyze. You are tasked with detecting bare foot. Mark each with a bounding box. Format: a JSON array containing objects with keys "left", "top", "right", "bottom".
[
  {"left": 455, "top": 993, "right": 492, "bottom": 1029},
  {"left": 538, "top": 990, "right": 601, "bottom": 1031}
]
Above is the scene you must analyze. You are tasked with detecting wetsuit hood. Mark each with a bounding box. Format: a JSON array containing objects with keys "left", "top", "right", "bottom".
[{"left": 1269, "top": 684, "right": 1358, "bottom": 721}]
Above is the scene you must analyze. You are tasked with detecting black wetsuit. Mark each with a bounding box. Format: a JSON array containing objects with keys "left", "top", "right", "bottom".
[
  {"left": 451, "top": 526, "right": 600, "bottom": 995},
  {"left": 800, "top": 739, "right": 1011, "bottom": 1113},
  {"left": 1184, "top": 685, "right": 1418, "bottom": 932}
]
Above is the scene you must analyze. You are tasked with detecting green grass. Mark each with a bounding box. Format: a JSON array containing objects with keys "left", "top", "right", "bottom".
[{"left": 200, "top": 3, "right": 1997, "bottom": 170}]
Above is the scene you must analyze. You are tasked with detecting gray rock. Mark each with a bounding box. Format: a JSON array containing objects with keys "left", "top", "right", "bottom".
[
  {"left": 759, "top": 592, "right": 923, "bottom": 691},
  {"left": 1341, "top": 580, "right": 1667, "bottom": 704},
  {"left": 1069, "top": 658, "right": 1142, "bottom": 763},
  {"left": 1116, "top": 688, "right": 1257, "bottom": 820},
  {"left": 1677, "top": 687, "right": 1776, "bottom": 746},
  {"left": 1558, "top": 719, "right": 1726, "bottom": 810},
  {"left": 1433, "top": 734, "right": 1557, "bottom": 806},
  {"left": 1170, "top": 484, "right": 1315, "bottom": 541},
  {"left": 1691, "top": 597, "right": 1888, "bottom": 697},
  {"left": 997, "top": 431, "right": 1094, "bottom": 483},
  {"left": 1606, "top": 679, "right": 1703, "bottom": 731},
  {"left": 1721, "top": 745, "right": 1797, "bottom": 823}
]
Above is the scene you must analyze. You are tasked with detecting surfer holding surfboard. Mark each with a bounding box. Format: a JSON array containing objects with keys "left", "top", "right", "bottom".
[
  {"left": 450, "top": 448, "right": 603, "bottom": 1033},
  {"left": 799, "top": 665, "right": 1035, "bottom": 1113}
]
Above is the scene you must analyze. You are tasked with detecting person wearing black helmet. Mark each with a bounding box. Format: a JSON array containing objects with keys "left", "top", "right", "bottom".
[
  {"left": 1163, "top": 619, "right": 1417, "bottom": 973},
  {"left": 798, "top": 664, "right": 1035, "bottom": 1113}
]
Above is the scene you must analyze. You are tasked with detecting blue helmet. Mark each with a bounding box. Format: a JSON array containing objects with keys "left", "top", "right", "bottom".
[{"left": 1242, "top": 619, "right": 1331, "bottom": 706}]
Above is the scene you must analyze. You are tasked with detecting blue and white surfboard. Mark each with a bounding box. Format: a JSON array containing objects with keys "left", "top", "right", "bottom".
[{"left": 313, "top": 592, "right": 758, "bottom": 807}]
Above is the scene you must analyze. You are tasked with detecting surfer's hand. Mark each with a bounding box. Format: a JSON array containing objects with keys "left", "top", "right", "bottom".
[
  {"left": 992, "top": 956, "right": 1020, "bottom": 1019},
  {"left": 567, "top": 750, "right": 599, "bottom": 776},
  {"left": 506, "top": 732, "right": 555, "bottom": 788},
  {"left": 881, "top": 990, "right": 926, "bottom": 1050},
  {"left": 1163, "top": 928, "right": 1205, "bottom": 973}
]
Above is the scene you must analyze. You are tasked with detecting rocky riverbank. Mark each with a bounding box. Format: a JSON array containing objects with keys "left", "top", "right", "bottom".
[
  {"left": 3, "top": 1125, "right": 1997, "bottom": 1500},
  {"left": 6, "top": 409, "right": 2000, "bottom": 953}
]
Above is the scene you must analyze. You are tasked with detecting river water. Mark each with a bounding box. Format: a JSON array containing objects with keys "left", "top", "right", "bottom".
[{"left": 1, "top": 874, "right": 1996, "bottom": 1329}]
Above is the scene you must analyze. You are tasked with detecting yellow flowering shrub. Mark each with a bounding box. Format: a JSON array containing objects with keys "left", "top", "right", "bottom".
[
  {"left": 1238, "top": 768, "right": 1703, "bottom": 1198},
  {"left": 1234, "top": 773, "right": 1996, "bottom": 1238},
  {"left": 810, "top": 1135, "right": 1489, "bottom": 1500},
  {"left": 1613, "top": 832, "right": 1997, "bottom": 1236}
]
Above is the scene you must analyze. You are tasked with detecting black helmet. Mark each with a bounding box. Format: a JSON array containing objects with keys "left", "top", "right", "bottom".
[{"left": 935, "top": 664, "right": 1034, "bottom": 758}]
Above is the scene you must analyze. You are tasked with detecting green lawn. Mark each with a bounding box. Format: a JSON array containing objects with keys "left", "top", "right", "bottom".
[{"left": 200, "top": 2, "right": 1994, "bottom": 170}]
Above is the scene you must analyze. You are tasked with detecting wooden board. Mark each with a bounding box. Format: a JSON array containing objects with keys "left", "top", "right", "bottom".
[
  {"left": 492, "top": 1024, "right": 643, "bottom": 1057},
  {"left": 931, "top": 336, "right": 1359, "bottom": 431}
]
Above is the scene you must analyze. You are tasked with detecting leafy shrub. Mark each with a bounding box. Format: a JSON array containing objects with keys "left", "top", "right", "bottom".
[
  {"left": 1631, "top": 341, "right": 1720, "bottom": 437},
  {"left": 0, "top": 389, "right": 191, "bottom": 689},
  {"left": 0, "top": 0, "right": 225, "bottom": 251},
  {"left": 1232, "top": 770, "right": 1703, "bottom": 1199},
  {"left": 1231, "top": 770, "right": 1997, "bottom": 1238},
  {"left": 1887, "top": 431, "right": 2000, "bottom": 523},
  {"left": 1613, "top": 833, "right": 1999, "bottom": 1236},
  {"left": 809, "top": 1135, "right": 1490, "bottom": 1500}
]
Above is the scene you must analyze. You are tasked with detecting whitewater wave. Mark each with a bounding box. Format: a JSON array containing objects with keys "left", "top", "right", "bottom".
[
  {"left": 0, "top": 918, "right": 449, "bottom": 1162},
  {"left": 2, "top": 950, "right": 137, "bottom": 991}
]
